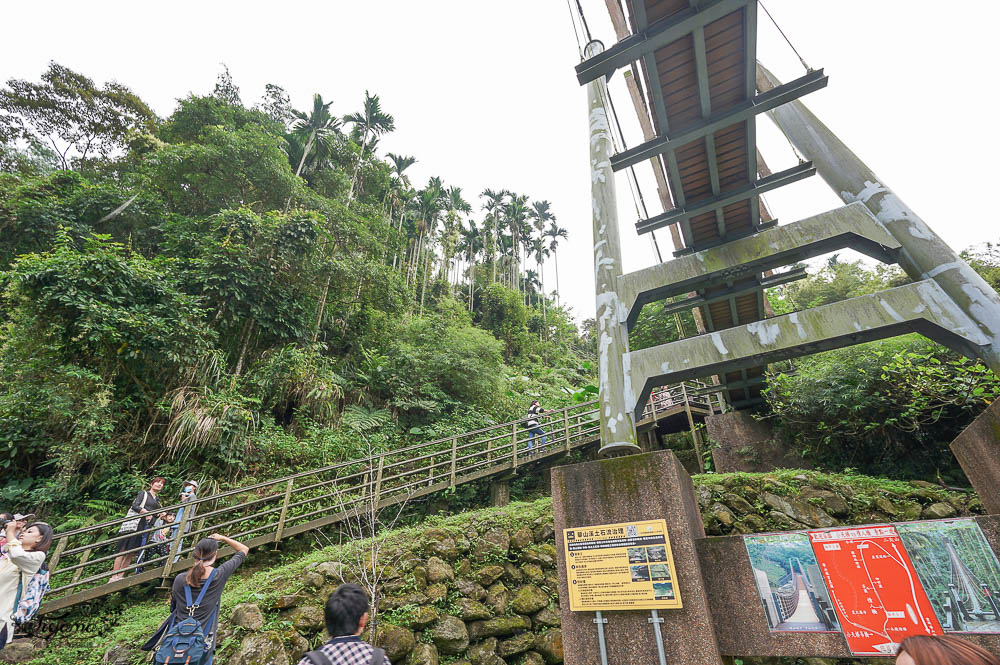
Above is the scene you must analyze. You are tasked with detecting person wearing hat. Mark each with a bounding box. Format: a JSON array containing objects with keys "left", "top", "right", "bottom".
[
  {"left": 0, "top": 513, "right": 34, "bottom": 560},
  {"left": 171, "top": 481, "right": 199, "bottom": 563}
]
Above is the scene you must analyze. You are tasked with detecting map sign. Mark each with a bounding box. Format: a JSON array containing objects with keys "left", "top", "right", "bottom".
[
  {"left": 809, "top": 525, "right": 943, "bottom": 655},
  {"left": 563, "top": 519, "right": 681, "bottom": 611}
]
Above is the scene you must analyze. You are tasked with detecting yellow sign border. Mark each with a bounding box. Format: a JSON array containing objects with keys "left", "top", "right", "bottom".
[{"left": 563, "top": 518, "right": 682, "bottom": 611}]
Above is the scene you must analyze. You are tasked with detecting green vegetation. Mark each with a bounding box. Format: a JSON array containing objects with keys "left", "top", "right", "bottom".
[{"left": 0, "top": 63, "right": 589, "bottom": 521}]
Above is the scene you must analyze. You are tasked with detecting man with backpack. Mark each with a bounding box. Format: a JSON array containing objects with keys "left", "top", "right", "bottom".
[
  {"left": 298, "top": 584, "right": 387, "bottom": 665},
  {"left": 524, "top": 399, "right": 548, "bottom": 455}
]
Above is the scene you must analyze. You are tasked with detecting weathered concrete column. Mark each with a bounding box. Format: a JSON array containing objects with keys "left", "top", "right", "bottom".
[
  {"left": 489, "top": 478, "right": 510, "bottom": 507},
  {"left": 552, "top": 451, "right": 725, "bottom": 664},
  {"left": 758, "top": 62, "right": 1000, "bottom": 372},
  {"left": 586, "top": 40, "right": 640, "bottom": 457},
  {"left": 950, "top": 399, "right": 1000, "bottom": 513}
]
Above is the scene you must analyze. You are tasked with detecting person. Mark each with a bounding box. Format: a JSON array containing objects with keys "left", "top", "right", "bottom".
[
  {"left": 0, "top": 521, "right": 53, "bottom": 647},
  {"left": 110, "top": 477, "right": 165, "bottom": 582},
  {"left": 896, "top": 635, "right": 1000, "bottom": 665},
  {"left": 524, "top": 400, "right": 547, "bottom": 454},
  {"left": 142, "top": 534, "right": 249, "bottom": 662},
  {"left": 137, "top": 512, "right": 175, "bottom": 571},
  {"left": 0, "top": 514, "right": 31, "bottom": 559},
  {"left": 171, "top": 480, "right": 199, "bottom": 563},
  {"left": 298, "top": 583, "right": 388, "bottom": 665}
]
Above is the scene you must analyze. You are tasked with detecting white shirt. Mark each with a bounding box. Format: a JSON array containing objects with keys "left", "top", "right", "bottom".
[{"left": 0, "top": 543, "right": 45, "bottom": 645}]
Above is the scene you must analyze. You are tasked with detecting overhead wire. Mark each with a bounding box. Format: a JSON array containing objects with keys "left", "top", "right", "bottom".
[{"left": 759, "top": 0, "right": 811, "bottom": 73}]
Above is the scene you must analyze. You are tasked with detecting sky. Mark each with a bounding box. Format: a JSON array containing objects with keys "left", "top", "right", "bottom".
[{"left": 3, "top": 1, "right": 998, "bottom": 324}]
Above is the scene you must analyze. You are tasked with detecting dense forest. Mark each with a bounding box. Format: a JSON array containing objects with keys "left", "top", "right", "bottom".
[
  {"left": 2, "top": 63, "right": 999, "bottom": 530},
  {"left": 0, "top": 64, "right": 594, "bottom": 523}
]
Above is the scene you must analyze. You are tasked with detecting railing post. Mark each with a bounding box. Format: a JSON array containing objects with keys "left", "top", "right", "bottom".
[
  {"left": 374, "top": 454, "right": 385, "bottom": 508},
  {"left": 563, "top": 409, "right": 571, "bottom": 454},
  {"left": 650, "top": 389, "right": 659, "bottom": 421},
  {"left": 450, "top": 437, "right": 458, "bottom": 487},
  {"left": 48, "top": 536, "right": 69, "bottom": 574},
  {"left": 681, "top": 383, "right": 706, "bottom": 468},
  {"left": 512, "top": 423, "right": 518, "bottom": 470},
  {"left": 272, "top": 479, "right": 295, "bottom": 550},
  {"left": 71, "top": 546, "right": 93, "bottom": 586},
  {"left": 162, "top": 501, "right": 194, "bottom": 586}
]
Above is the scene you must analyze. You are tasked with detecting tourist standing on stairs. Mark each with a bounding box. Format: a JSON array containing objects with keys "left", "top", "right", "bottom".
[
  {"left": 142, "top": 533, "right": 249, "bottom": 664},
  {"left": 110, "top": 477, "right": 164, "bottom": 583},
  {"left": 0, "top": 520, "right": 53, "bottom": 647},
  {"left": 525, "top": 400, "right": 548, "bottom": 454}
]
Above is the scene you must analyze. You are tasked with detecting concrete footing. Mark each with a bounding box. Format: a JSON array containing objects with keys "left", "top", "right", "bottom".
[
  {"left": 489, "top": 478, "right": 510, "bottom": 507},
  {"left": 552, "top": 450, "right": 725, "bottom": 665},
  {"left": 705, "top": 411, "right": 806, "bottom": 472},
  {"left": 951, "top": 399, "right": 1000, "bottom": 513}
]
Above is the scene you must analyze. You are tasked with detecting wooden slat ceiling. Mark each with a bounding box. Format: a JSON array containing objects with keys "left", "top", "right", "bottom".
[{"left": 629, "top": 0, "right": 766, "bottom": 406}]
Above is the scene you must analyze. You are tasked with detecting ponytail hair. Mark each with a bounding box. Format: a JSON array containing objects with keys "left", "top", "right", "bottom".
[{"left": 185, "top": 538, "right": 219, "bottom": 587}]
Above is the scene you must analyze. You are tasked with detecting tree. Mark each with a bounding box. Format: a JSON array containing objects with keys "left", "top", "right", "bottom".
[
  {"left": 344, "top": 91, "right": 395, "bottom": 204},
  {"left": 480, "top": 188, "right": 506, "bottom": 285},
  {"left": 504, "top": 193, "right": 530, "bottom": 297},
  {"left": 285, "top": 93, "right": 341, "bottom": 210},
  {"left": 0, "top": 62, "right": 155, "bottom": 169},
  {"left": 544, "top": 222, "right": 568, "bottom": 306},
  {"left": 385, "top": 153, "right": 417, "bottom": 269}
]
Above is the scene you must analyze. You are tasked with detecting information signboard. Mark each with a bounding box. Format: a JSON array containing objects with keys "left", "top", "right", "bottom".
[
  {"left": 563, "top": 519, "right": 681, "bottom": 611},
  {"left": 809, "top": 525, "right": 943, "bottom": 655}
]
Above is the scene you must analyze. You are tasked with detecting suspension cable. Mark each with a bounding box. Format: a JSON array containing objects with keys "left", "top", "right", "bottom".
[{"left": 759, "top": 0, "right": 811, "bottom": 72}]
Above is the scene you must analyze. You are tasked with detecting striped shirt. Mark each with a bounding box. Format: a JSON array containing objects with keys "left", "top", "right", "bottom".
[{"left": 297, "top": 635, "right": 390, "bottom": 665}]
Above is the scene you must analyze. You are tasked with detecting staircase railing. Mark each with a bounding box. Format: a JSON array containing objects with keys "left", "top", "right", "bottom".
[{"left": 39, "top": 381, "right": 721, "bottom": 613}]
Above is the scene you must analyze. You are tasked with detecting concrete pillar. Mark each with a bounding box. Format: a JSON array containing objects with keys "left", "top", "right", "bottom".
[
  {"left": 586, "top": 40, "right": 641, "bottom": 457},
  {"left": 757, "top": 63, "right": 1000, "bottom": 373},
  {"left": 489, "top": 479, "right": 510, "bottom": 507},
  {"left": 552, "top": 450, "right": 725, "bottom": 664},
  {"left": 705, "top": 411, "right": 807, "bottom": 473},
  {"left": 950, "top": 399, "right": 1000, "bottom": 513}
]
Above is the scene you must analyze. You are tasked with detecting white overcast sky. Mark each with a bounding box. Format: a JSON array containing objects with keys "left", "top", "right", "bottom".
[{"left": 3, "top": 1, "right": 998, "bottom": 323}]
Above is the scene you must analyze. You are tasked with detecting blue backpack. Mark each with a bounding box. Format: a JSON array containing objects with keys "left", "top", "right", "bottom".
[{"left": 154, "top": 568, "right": 218, "bottom": 665}]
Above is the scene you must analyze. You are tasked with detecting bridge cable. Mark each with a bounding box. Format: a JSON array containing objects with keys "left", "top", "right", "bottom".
[{"left": 759, "top": 0, "right": 811, "bottom": 73}]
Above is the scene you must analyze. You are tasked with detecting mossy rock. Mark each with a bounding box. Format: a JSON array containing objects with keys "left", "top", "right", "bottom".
[
  {"left": 475, "top": 565, "right": 505, "bottom": 586},
  {"left": 467, "top": 615, "right": 532, "bottom": 640},
  {"left": 454, "top": 598, "right": 493, "bottom": 621},
  {"left": 534, "top": 629, "right": 563, "bottom": 664},
  {"left": 227, "top": 631, "right": 290, "bottom": 665},
  {"left": 428, "top": 615, "right": 470, "bottom": 655},
  {"left": 456, "top": 578, "right": 487, "bottom": 601},
  {"left": 510, "top": 585, "right": 549, "bottom": 614},
  {"left": 498, "top": 633, "right": 536, "bottom": 658},
  {"left": 407, "top": 643, "right": 439, "bottom": 665}
]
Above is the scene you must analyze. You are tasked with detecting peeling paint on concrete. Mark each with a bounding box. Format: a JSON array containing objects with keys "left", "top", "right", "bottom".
[
  {"left": 789, "top": 312, "right": 807, "bottom": 340},
  {"left": 908, "top": 222, "right": 932, "bottom": 240},
  {"left": 747, "top": 320, "right": 781, "bottom": 346},
  {"left": 878, "top": 299, "right": 904, "bottom": 323},
  {"left": 926, "top": 261, "right": 962, "bottom": 279},
  {"left": 844, "top": 180, "right": 887, "bottom": 204},
  {"left": 710, "top": 332, "right": 729, "bottom": 355}
]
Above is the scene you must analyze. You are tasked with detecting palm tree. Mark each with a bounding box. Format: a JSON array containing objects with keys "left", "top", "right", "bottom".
[
  {"left": 504, "top": 194, "right": 530, "bottom": 298},
  {"left": 458, "top": 220, "right": 482, "bottom": 310},
  {"left": 386, "top": 154, "right": 417, "bottom": 269},
  {"left": 286, "top": 93, "right": 341, "bottom": 211},
  {"left": 411, "top": 178, "right": 446, "bottom": 315},
  {"left": 441, "top": 186, "right": 471, "bottom": 280},
  {"left": 344, "top": 91, "right": 395, "bottom": 204},
  {"left": 544, "top": 222, "right": 569, "bottom": 306},
  {"left": 480, "top": 189, "right": 506, "bottom": 284}
]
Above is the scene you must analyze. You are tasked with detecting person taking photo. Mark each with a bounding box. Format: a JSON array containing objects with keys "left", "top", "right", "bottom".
[
  {"left": 142, "top": 533, "right": 249, "bottom": 663},
  {"left": 0, "top": 520, "right": 53, "bottom": 647},
  {"left": 110, "top": 477, "right": 165, "bottom": 583}
]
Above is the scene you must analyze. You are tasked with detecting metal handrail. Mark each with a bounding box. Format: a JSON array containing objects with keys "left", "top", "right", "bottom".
[{"left": 39, "top": 383, "right": 721, "bottom": 613}]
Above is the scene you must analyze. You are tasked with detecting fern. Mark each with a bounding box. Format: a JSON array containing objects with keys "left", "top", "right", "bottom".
[{"left": 341, "top": 405, "right": 391, "bottom": 433}]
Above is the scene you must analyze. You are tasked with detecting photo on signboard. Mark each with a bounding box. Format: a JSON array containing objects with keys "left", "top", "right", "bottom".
[
  {"left": 646, "top": 545, "right": 668, "bottom": 562},
  {"left": 649, "top": 563, "right": 672, "bottom": 581},
  {"left": 744, "top": 532, "right": 841, "bottom": 632},
  {"left": 630, "top": 565, "right": 651, "bottom": 582},
  {"left": 896, "top": 519, "right": 1000, "bottom": 633},
  {"left": 653, "top": 582, "right": 674, "bottom": 600},
  {"left": 628, "top": 547, "right": 648, "bottom": 563}
]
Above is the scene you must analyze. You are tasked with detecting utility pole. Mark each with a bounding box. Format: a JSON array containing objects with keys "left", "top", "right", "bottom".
[{"left": 586, "top": 40, "right": 641, "bottom": 457}]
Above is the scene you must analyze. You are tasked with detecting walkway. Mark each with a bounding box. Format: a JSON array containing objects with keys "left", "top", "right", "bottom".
[{"left": 39, "top": 381, "right": 721, "bottom": 614}]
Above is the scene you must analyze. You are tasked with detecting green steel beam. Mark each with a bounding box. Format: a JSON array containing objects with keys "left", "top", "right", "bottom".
[
  {"left": 658, "top": 268, "right": 806, "bottom": 318},
  {"left": 635, "top": 162, "right": 815, "bottom": 235},
  {"left": 611, "top": 70, "right": 828, "bottom": 172},
  {"left": 575, "top": 0, "right": 749, "bottom": 85}
]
